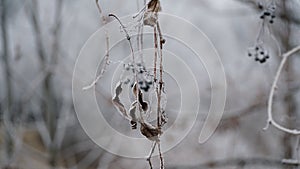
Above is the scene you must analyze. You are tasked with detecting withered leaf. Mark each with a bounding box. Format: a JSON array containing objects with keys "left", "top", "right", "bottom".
[
  {"left": 132, "top": 82, "right": 149, "bottom": 112},
  {"left": 143, "top": 0, "right": 161, "bottom": 27},
  {"left": 147, "top": 0, "right": 161, "bottom": 13},
  {"left": 129, "top": 101, "right": 138, "bottom": 129},
  {"left": 140, "top": 122, "right": 162, "bottom": 141},
  {"left": 112, "top": 82, "right": 129, "bottom": 119},
  {"left": 132, "top": 82, "right": 138, "bottom": 97},
  {"left": 138, "top": 90, "right": 148, "bottom": 112}
]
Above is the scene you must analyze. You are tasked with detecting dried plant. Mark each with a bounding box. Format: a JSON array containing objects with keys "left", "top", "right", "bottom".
[
  {"left": 83, "top": 0, "right": 167, "bottom": 168},
  {"left": 82, "top": 0, "right": 110, "bottom": 90}
]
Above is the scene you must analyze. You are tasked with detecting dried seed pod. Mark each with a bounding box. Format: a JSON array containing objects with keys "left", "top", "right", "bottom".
[{"left": 140, "top": 122, "right": 162, "bottom": 141}]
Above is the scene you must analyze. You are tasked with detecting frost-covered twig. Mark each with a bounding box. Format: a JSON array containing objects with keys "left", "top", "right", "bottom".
[
  {"left": 264, "top": 45, "right": 300, "bottom": 134},
  {"left": 157, "top": 141, "right": 164, "bottom": 169},
  {"left": 83, "top": 0, "right": 110, "bottom": 90},
  {"left": 147, "top": 142, "right": 157, "bottom": 169}
]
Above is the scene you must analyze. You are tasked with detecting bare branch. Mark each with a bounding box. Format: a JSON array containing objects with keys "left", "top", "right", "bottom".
[
  {"left": 83, "top": 0, "right": 110, "bottom": 90},
  {"left": 264, "top": 45, "right": 300, "bottom": 135}
]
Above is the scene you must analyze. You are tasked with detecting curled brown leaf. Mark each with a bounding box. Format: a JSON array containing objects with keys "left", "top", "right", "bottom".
[
  {"left": 143, "top": 0, "right": 161, "bottom": 27},
  {"left": 112, "top": 82, "right": 129, "bottom": 119},
  {"left": 132, "top": 82, "right": 149, "bottom": 112},
  {"left": 129, "top": 101, "right": 138, "bottom": 129},
  {"left": 140, "top": 122, "right": 162, "bottom": 141}
]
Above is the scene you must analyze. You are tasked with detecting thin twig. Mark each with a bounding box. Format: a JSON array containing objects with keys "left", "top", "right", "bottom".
[
  {"left": 264, "top": 45, "right": 300, "bottom": 134},
  {"left": 153, "top": 26, "right": 158, "bottom": 83},
  {"left": 157, "top": 22, "right": 165, "bottom": 45},
  {"left": 83, "top": 0, "right": 110, "bottom": 90},
  {"left": 156, "top": 21, "right": 165, "bottom": 169},
  {"left": 267, "top": 23, "right": 282, "bottom": 56},
  {"left": 133, "top": 4, "right": 147, "bottom": 19},
  {"left": 154, "top": 25, "right": 161, "bottom": 130},
  {"left": 255, "top": 20, "right": 265, "bottom": 43},
  {"left": 157, "top": 141, "right": 164, "bottom": 169},
  {"left": 136, "top": 3, "right": 145, "bottom": 64},
  {"left": 156, "top": 21, "right": 165, "bottom": 131},
  {"left": 108, "top": 14, "right": 130, "bottom": 40},
  {"left": 147, "top": 141, "right": 157, "bottom": 169}
]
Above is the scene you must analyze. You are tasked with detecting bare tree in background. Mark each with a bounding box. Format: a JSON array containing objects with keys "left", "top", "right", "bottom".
[{"left": 1, "top": 0, "right": 14, "bottom": 166}]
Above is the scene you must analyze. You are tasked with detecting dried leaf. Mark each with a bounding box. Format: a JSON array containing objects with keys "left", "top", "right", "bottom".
[
  {"left": 132, "top": 82, "right": 149, "bottom": 112},
  {"left": 140, "top": 122, "right": 162, "bottom": 141},
  {"left": 138, "top": 90, "right": 148, "bottom": 112},
  {"left": 112, "top": 82, "right": 129, "bottom": 119},
  {"left": 161, "top": 109, "right": 167, "bottom": 126},
  {"left": 129, "top": 101, "right": 138, "bottom": 129},
  {"left": 147, "top": 0, "right": 161, "bottom": 13},
  {"left": 143, "top": 0, "right": 161, "bottom": 27},
  {"left": 132, "top": 82, "right": 138, "bottom": 97}
]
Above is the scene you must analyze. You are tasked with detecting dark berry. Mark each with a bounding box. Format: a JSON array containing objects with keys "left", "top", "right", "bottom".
[
  {"left": 264, "top": 12, "right": 271, "bottom": 16},
  {"left": 130, "top": 121, "right": 137, "bottom": 129},
  {"left": 260, "top": 59, "right": 266, "bottom": 63},
  {"left": 144, "top": 86, "right": 150, "bottom": 92}
]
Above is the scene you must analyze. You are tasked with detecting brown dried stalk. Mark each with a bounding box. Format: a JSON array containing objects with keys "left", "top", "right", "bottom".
[
  {"left": 107, "top": 1, "right": 166, "bottom": 168},
  {"left": 153, "top": 26, "right": 158, "bottom": 85},
  {"left": 156, "top": 21, "right": 165, "bottom": 169}
]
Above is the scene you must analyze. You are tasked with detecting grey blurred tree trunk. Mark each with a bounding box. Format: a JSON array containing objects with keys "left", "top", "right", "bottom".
[
  {"left": 281, "top": 1, "right": 298, "bottom": 164},
  {"left": 28, "top": 0, "right": 63, "bottom": 167},
  {"left": 0, "top": 0, "right": 13, "bottom": 164}
]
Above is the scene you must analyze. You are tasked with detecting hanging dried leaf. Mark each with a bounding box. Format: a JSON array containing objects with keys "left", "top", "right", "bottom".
[
  {"left": 112, "top": 82, "right": 129, "bottom": 119},
  {"left": 140, "top": 122, "right": 162, "bottom": 141},
  {"left": 132, "top": 82, "right": 149, "bottom": 112},
  {"left": 143, "top": 0, "right": 161, "bottom": 27},
  {"left": 129, "top": 101, "right": 138, "bottom": 129},
  {"left": 147, "top": 0, "right": 161, "bottom": 13},
  {"left": 132, "top": 82, "right": 138, "bottom": 97},
  {"left": 138, "top": 90, "right": 148, "bottom": 112}
]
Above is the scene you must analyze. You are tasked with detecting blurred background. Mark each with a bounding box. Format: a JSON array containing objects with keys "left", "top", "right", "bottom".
[{"left": 1, "top": 0, "right": 300, "bottom": 168}]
